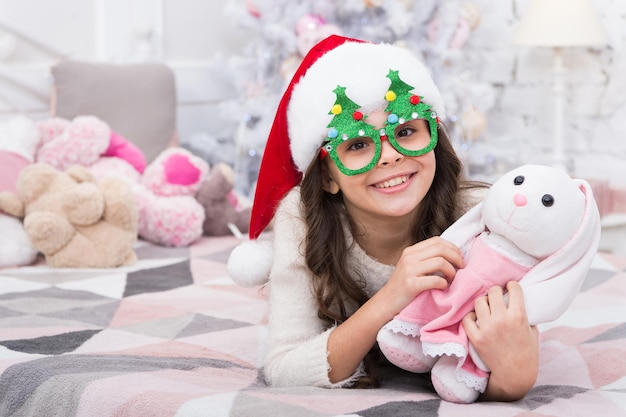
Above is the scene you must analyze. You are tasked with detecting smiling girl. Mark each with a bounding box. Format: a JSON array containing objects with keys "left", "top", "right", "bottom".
[{"left": 228, "top": 35, "right": 539, "bottom": 402}]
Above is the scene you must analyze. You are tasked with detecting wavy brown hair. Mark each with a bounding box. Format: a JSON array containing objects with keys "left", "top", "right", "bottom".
[{"left": 299, "top": 123, "right": 486, "bottom": 386}]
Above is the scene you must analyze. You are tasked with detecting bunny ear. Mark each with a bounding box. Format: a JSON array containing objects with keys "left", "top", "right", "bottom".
[
  {"left": 441, "top": 201, "right": 485, "bottom": 256},
  {"left": 519, "top": 179, "right": 601, "bottom": 325}
]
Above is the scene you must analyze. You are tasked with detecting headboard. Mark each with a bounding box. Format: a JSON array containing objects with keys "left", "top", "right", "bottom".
[{"left": 50, "top": 60, "right": 177, "bottom": 162}]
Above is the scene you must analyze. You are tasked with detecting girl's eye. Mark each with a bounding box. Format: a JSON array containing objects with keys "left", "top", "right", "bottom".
[
  {"left": 347, "top": 140, "right": 369, "bottom": 151},
  {"left": 396, "top": 127, "right": 416, "bottom": 138},
  {"left": 514, "top": 175, "right": 525, "bottom": 185}
]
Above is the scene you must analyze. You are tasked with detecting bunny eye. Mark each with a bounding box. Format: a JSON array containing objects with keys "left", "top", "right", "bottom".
[
  {"left": 542, "top": 194, "right": 554, "bottom": 207},
  {"left": 514, "top": 175, "right": 525, "bottom": 185}
]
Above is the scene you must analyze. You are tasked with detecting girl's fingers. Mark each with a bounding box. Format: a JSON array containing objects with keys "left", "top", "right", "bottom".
[
  {"left": 410, "top": 275, "right": 448, "bottom": 292},
  {"left": 462, "top": 312, "right": 479, "bottom": 337},
  {"left": 486, "top": 286, "right": 506, "bottom": 313},
  {"left": 406, "top": 237, "right": 464, "bottom": 269},
  {"left": 401, "top": 256, "right": 457, "bottom": 285},
  {"left": 505, "top": 281, "right": 526, "bottom": 311},
  {"left": 389, "top": 237, "right": 465, "bottom": 303},
  {"left": 473, "top": 285, "right": 513, "bottom": 319},
  {"left": 473, "top": 295, "right": 490, "bottom": 318}
]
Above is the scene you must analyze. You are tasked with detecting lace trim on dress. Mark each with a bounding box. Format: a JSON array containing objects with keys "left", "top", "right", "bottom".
[
  {"left": 422, "top": 341, "right": 467, "bottom": 358},
  {"left": 456, "top": 368, "right": 488, "bottom": 393},
  {"left": 381, "top": 319, "right": 422, "bottom": 337}
]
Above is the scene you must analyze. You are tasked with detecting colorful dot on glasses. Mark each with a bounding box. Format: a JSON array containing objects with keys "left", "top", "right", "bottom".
[
  {"left": 410, "top": 95, "right": 420, "bottom": 105},
  {"left": 353, "top": 111, "right": 363, "bottom": 121},
  {"left": 328, "top": 128, "right": 339, "bottom": 139},
  {"left": 331, "top": 104, "right": 342, "bottom": 115},
  {"left": 385, "top": 91, "right": 397, "bottom": 102},
  {"left": 387, "top": 114, "right": 399, "bottom": 124}
]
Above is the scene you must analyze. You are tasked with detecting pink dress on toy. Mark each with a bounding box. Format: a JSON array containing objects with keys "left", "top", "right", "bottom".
[{"left": 382, "top": 233, "right": 535, "bottom": 394}]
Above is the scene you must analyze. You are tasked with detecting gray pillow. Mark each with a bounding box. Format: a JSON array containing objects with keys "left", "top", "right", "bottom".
[{"left": 51, "top": 60, "right": 177, "bottom": 162}]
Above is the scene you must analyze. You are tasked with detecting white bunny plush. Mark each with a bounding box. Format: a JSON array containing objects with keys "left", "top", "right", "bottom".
[{"left": 377, "top": 164, "right": 601, "bottom": 403}]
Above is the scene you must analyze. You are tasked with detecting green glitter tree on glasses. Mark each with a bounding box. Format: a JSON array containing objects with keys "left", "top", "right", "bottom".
[
  {"left": 383, "top": 69, "right": 438, "bottom": 157},
  {"left": 321, "top": 70, "right": 439, "bottom": 176},
  {"left": 322, "top": 85, "right": 379, "bottom": 175}
]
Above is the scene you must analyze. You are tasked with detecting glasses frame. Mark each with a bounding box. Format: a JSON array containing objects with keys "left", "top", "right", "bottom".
[{"left": 321, "top": 113, "right": 439, "bottom": 176}]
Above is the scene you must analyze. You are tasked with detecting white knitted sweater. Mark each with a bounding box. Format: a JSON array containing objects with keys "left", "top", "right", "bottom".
[{"left": 263, "top": 188, "right": 394, "bottom": 388}]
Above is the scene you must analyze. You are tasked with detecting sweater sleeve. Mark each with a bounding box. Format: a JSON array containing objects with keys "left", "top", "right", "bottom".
[{"left": 262, "top": 189, "right": 365, "bottom": 388}]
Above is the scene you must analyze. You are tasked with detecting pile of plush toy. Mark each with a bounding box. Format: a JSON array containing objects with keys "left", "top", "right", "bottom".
[{"left": 0, "top": 115, "right": 251, "bottom": 269}]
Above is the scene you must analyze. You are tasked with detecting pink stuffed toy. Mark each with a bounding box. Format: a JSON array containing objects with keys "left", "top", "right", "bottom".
[
  {"left": 36, "top": 116, "right": 146, "bottom": 174},
  {"left": 90, "top": 147, "right": 208, "bottom": 247},
  {"left": 37, "top": 116, "right": 110, "bottom": 170},
  {"left": 0, "top": 116, "right": 41, "bottom": 268},
  {"left": 102, "top": 130, "right": 146, "bottom": 174},
  {"left": 377, "top": 164, "right": 601, "bottom": 403}
]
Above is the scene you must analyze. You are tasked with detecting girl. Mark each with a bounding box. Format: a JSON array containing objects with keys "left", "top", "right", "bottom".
[{"left": 228, "top": 35, "right": 539, "bottom": 401}]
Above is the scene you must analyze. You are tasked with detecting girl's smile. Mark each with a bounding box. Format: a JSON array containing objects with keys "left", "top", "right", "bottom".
[{"left": 371, "top": 172, "right": 415, "bottom": 191}]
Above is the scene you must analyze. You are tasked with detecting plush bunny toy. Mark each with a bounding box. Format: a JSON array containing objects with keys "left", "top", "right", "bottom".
[{"left": 377, "top": 164, "right": 601, "bottom": 403}]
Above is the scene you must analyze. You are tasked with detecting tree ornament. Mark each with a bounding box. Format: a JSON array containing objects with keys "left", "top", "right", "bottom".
[
  {"left": 326, "top": 86, "right": 375, "bottom": 142},
  {"left": 384, "top": 69, "right": 437, "bottom": 140}
]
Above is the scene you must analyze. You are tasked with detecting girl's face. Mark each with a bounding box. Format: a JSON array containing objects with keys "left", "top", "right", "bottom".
[{"left": 324, "top": 109, "right": 436, "bottom": 224}]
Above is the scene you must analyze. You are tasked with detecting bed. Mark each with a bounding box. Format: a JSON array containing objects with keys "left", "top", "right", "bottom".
[
  {"left": 2, "top": 58, "right": 625, "bottom": 416},
  {"left": 1, "top": 234, "right": 625, "bottom": 417}
]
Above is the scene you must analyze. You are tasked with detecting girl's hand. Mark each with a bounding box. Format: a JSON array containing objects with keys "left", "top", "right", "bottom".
[
  {"left": 463, "top": 281, "right": 539, "bottom": 401},
  {"left": 379, "top": 237, "right": 464, "bottom": 318},
  {"left": 327, "top": 236, "right": 463, "bottom": 383}
]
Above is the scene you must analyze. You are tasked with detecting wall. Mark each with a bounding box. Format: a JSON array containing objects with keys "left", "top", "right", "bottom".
[
  {"left": 0, "top": 0, "right": 624, "bottom": 187},
  {"left": 467, "top": 0, "right": 626, "bottom": 187},
  {"left": 0, "top": 0, "right": 250, "bottom": 143}
]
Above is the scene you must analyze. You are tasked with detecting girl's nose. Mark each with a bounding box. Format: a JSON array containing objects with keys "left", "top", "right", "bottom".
[
  {"left": 378, "top": 138, "right": 403, "bottom": 166},
  {"left": 514, "top": 194, "right": 527, "bottom": 207}
]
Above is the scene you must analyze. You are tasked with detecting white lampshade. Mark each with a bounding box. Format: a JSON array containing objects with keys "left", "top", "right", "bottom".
[{"left": 513, "top": 0, "right": 606, "bottom": 47}]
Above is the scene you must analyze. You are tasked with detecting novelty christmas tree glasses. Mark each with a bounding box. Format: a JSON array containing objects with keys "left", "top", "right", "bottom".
[{"left": 320, "top": 69, "right": 439, "bottom": 176}]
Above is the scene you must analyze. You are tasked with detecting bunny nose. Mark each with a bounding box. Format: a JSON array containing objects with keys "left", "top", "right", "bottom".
[{"left": 514, "top": 194, "right": 527, "bottom": 207}]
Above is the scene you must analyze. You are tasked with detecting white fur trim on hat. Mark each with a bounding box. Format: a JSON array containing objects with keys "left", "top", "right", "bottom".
[{"left": 287, "top": 42, "right": 445, "bottom": 173}]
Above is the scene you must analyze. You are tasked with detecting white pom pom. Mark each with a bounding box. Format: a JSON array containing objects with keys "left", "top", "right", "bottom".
[{"left": 227, "top": 239, "right": 273, "bottom": 287}]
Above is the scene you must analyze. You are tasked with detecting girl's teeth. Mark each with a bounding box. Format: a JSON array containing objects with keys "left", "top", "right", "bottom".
[{"left": 376, "top": 176, "right": 408, "bottom": 188}]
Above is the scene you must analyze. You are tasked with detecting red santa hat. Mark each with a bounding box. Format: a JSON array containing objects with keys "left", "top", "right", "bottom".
[{"left": 228, "top": 35, "right": 445, "bottom": 286}]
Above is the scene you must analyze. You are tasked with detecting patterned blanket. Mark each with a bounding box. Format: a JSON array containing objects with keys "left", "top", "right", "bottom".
[{"left": 1, "top": 236, "right": 625, "bottom": 416}]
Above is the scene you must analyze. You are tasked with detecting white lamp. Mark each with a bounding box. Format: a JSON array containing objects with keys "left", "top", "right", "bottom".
[{"left": 513, "top": 0, "right": 606, "bottom": 170}]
